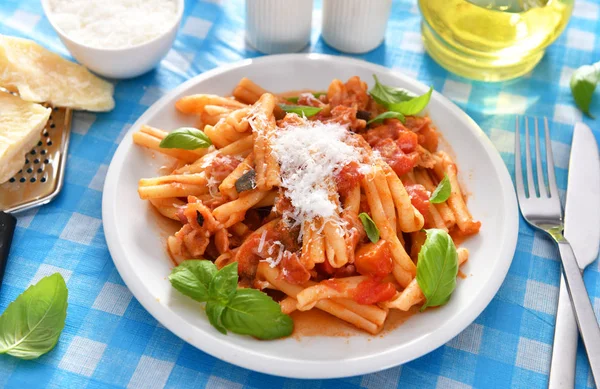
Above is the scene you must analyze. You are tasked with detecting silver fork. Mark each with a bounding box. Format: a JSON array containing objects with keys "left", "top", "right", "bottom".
[{"left": 515, "top": 117, "right": 600, "bottom": 386}]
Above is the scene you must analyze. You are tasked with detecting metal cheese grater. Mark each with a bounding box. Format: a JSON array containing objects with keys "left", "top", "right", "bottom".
[{"left": 0, "top": 101, "right": 72, "bottom": 283}]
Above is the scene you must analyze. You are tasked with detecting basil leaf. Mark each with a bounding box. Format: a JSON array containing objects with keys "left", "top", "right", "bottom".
[
  {"left": 358, "top": 212, "right": 380, "bottom": 243},
  {"left": 286, "top": 92, "right": 325, "bottom": 103},
  {"left": 279, "top": 104, "right": 322, "bottom": 118},
  {"left": 170, "top": 261, "right": 293, "bottom": 339},
  {"left": 169, "top": 260, "right": 217, "bottom": 303},
  {"left": 0, "top": 273, "right": 68, "bottom": 359},
  {"left": 159, "top": 127, "right": 212, "bottom": 150},
  {"left": 209, "top": 262, "right": 238, "bottom": 304},
  {"left": 221, "top": 289, "right": 293, "bottom": 340},
  {"left": 205, "top": 301, "right": 227, "bottom": 335},
  {"left": 367, "top": 111, "right": 406, "bottom": 125},
  {"left": 570, "top": 62, "right": 600, "bottom": 117},
  {"left": 369, "top": 75, "right": 416, "bottom": 106},
  {"left": 388, "top": 87, "right": 433, "bottom": 116},
  {"left": 430, "top": 174, "right": 451, "bottom": 204},
  {"left": 369, "top": 75, "right": 433, "bottom": 116},
  {"left": 416, "top": 229, "right": 459, "bottom": 311}
]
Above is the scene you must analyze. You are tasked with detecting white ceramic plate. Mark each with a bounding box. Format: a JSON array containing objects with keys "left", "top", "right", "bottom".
[{"left": 103, "top": 54, "right": 518, "bottom": 379}]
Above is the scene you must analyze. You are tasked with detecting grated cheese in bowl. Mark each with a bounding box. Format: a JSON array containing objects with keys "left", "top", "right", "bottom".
[{"left": 46, "top": 0, "right": 179, "bottom": 50}]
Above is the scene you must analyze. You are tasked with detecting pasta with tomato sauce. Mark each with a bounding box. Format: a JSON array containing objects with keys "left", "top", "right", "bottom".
[{"left": 133, "top": 76, "right": 480, "bottom": 336}]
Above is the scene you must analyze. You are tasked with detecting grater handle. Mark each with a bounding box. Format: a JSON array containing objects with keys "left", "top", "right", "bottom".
[{"left": 0, "top": 212, "right": 16, "bottom": 286}]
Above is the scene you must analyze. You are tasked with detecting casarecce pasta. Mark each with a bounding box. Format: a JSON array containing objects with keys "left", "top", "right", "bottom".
[{"left": 133, "top": 76, "right": 481, "bottom": 336}]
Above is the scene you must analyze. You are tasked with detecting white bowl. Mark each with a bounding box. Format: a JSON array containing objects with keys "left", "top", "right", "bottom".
[
  {"left": 41, "top": 0, "right": 183, "bottom": 79},
  {"left": 102, "top": 54, "right": 519, "bottom": 379}
]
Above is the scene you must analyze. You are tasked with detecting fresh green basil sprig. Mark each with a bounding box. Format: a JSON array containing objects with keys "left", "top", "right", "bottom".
[
  {"left": 416, "top": 229, "right": 459, "bottom": 311},
  {"left": 358, "top": 212, "right": 380, "bottom": 243},
  {"left": 0, "top": 273, "right": 68, "bottom": 359},
  {"left": 367, "top": 111, "right": 406, "bottom": 125},
  {"left": 169, "top": 260, "right": 293, "bottom": 339},
  {"left": 430, "top": 174, "right": 451, "bottom": 204},
  {"left": 570, "top": 62, "right": 600, "bottom": 117},
  {"left": 369, "top": 75, "right": 433, "bottom": 116},
  {"left": 279, "top": 104, "right": 323, "bottom": 118},
  {"left": 159, "top": 127, "right": 212, "bottom": 150}
]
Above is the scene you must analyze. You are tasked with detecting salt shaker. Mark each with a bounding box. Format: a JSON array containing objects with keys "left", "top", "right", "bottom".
[
  {"left": 321, "top": 0, "right": 392, "bottom": 54},
  {"left": 245, "top": 0, "right": 314, "bottom": 54}
]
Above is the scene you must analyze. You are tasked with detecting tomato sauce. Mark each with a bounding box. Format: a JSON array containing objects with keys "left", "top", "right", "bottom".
[
  {"left": 404, "top": 184, "right": 430, "bottom": 218},
  {"left": 291, "top": 305, "right": 420, "bottom": 338},
  {"left": 204, "top": 154, "right": 241, "bottom": 182},
  {"left": 335, "top": 161, "right": 362, "bottom": 196},
  {"left": 363, "top": 120, "right": 420, "bottom": 176},
  {"left": 353, "top": 278, "right": 396, "bottom": 305},
  {"left": 322, "top": 279, "right": 345, "bottom": 292},
  {"left": 281, "top": 253, "right": 311, "bottom": 285}
]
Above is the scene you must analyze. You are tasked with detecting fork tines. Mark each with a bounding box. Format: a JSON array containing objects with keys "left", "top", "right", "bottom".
[{"left": 514, "top": 116, "right": 559, "bottom": 200}]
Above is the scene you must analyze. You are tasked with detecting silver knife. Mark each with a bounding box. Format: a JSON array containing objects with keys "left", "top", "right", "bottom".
[{"left": 549, "top": 122, "right": 600, "bottom": 389}]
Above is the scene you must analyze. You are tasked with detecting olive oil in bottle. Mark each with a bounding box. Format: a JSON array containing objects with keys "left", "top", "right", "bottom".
[{"left": 419, "top": 0, "right": 573, "bottom": 81}]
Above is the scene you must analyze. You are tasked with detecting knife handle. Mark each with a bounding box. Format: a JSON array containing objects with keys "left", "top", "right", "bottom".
[
  {"left": 557, "top": 240, "right": 600, "bottom": 388},
  {"left": 0, "top": 212, "right": 16, "bottom": 287},
  {"left": 548, "top": 274, "right": 578, "bottom": 389}
]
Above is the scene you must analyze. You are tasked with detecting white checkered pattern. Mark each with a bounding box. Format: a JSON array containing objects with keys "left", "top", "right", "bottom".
[
  {"left": 58, "top": 337, "right": 107, "bottom": 377},
  {"left": 181, "top": 17, "right": 213, "bottom": 39},
  {"left": 59, "top": 213, "right": 102, "bottom": 245},
  {"left": 128, "top": 356, "right": 175, "bottom": 389},
  {"left": 92, "top": 282, "right": 133, "bottom": 316}
]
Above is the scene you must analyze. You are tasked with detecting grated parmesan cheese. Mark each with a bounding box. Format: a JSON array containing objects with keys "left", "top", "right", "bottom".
[
  {"left": 271, "top": 119, "right": 363, "bottom": 226},
  {"left": 47, "top": 0, "right": 179, "bottom": 49},
  {"left": 206, "top": 175, "right": 220, "bottom": 198},
  {"left": 260, "top": 240, "right": 286, "bottom": 268},
  {"left": 257, "top": 230, "right": 267, "bottom": 254}
]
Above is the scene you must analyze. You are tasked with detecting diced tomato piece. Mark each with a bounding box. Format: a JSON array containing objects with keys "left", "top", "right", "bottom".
[
  {"left": 335, "top": 161, "right": 362, "bottom": 197},
  {"left": 371, "top": 138, "right": 418, "bottom": 176},
  {"left": 353, "top": 278, "right": 397, "bottom": 305},
  {"left": 281, "top": 253, "right": 311, "bottom": 285},
  {"left": 354, "top": 241, "right": 393, "bottom": 277},
  {"left": 397, "top": 131, "right": 418, "bottom": 153},
  {"left": 405, "top": 184, "right": 430, "bottom": 217}
]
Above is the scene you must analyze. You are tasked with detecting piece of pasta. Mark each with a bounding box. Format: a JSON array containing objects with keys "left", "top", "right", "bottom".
[
  {"left": 258, "top": 263, "right": 387, "bottom": 335},
  {"left": 433, "top": 153, "right": 481, "bottom": 235},
  {"left": 361, "top": 171, "right": 415, "bottom": 288},
  {"left": 176, "top": 94, "right": 246, "bottom": 114}
]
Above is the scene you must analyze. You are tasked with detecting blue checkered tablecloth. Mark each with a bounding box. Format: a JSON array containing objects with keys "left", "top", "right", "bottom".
[{"left": 1, "top": 0, "right": 600, "bottom": 388}]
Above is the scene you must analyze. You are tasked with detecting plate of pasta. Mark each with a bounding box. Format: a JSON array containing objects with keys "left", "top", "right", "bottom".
[{"left": 102, "top": 54, "right": 518, "bottom": 378}]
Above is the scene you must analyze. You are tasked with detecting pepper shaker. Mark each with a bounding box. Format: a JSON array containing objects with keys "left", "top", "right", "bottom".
[
  {"left": 321, "top": 0, "right": 392, "bottom": 54},
  {"left": 246, "top": 0, "right": 314, "bottom": 54}
]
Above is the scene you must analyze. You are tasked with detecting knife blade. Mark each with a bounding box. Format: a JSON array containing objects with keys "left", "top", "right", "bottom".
[
  {"left": 564, "top": 123, "right": 600, "bottom": 266},
  {"left": 549, "top": 122, "right": 600, "bottom": 389}
]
